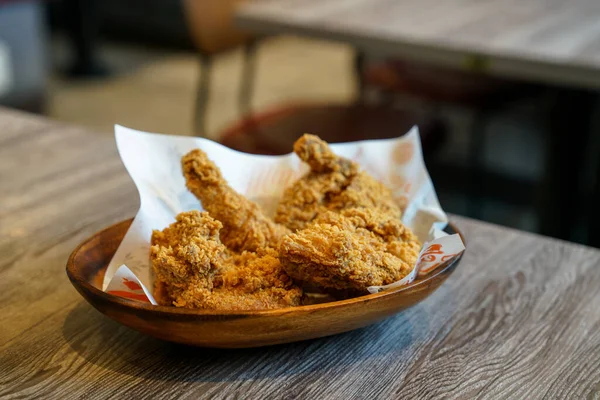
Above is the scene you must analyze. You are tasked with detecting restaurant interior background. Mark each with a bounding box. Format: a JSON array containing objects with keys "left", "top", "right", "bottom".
[{"left": 2, "top": 0, "right": 599, "bottom": 247}]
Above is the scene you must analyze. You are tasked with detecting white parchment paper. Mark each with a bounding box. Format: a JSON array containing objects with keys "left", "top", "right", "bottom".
[{"left": 104, "top": 125, "right": 465, "bottom": 304}]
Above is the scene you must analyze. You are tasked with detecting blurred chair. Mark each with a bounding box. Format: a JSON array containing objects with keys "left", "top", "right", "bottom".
[
  {"left": 183, "top": 0, "right": 257, "bottom": 136},
  {"left": 182, "top": 2, "right": 445, "bottom": 158},
  {"left": 360, "top": 57, "right": 541, "bottom": 216},
  {"left": 218, "top": 103, "right": 445, "bottom": 157}
]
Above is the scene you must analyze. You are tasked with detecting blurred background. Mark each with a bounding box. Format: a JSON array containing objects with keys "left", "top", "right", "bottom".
[{"left": 1, "top": 0, "right": 599, "bottom": 247}]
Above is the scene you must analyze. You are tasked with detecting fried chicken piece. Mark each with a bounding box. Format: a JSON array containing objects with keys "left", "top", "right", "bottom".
[
  {"left": 279, "top": 208, "right": 421, "bottom": 295},
  {"left": 182, "top": 149, "right": 290, "bottom": 252},
  {"left": 275, "top": 134, "right": 402, "bottom": 231},
  {"left": 151, "top": 210, "right": 224, "bottom": 305},
  {"left": 150, "top": 211, "right": 302, "bottom": 310},
  {"left": 209, "top": 249, "right": 303, "bottom": 310}
]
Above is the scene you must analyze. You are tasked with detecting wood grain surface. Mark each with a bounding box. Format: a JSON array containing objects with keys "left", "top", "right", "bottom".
[
  {"left": 236, "top": 0, "right": 600, "bottom": 88},
  {"left": 1, "top": 107, "right": 600, "bottom": 399}
]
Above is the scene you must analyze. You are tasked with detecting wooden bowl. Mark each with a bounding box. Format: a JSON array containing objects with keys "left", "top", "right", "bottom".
[{"left": 67, "top": 219, "right": 463, "bottom": 348}]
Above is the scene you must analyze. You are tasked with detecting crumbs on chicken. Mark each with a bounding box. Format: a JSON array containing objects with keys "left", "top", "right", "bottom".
[
  {"left": 150, "top": 210, "right": 302, "bottom": 310},
  {"left": 279, "top": 207, "right": 420, "bottom": 296},
  {"left": 275, "top": 134, "right": 402, "bottom": 231},
  {"left": 182, "top": 149, "right": 290, "bottom": 252}
]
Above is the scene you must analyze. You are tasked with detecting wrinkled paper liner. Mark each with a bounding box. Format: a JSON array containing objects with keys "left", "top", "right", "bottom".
[{"left": 104, "top": 125, "right": 465, "bottom": 305}]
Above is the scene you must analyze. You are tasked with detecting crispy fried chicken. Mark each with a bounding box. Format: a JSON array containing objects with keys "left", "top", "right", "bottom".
[
  {"left": 275, "top": 134, "right": 402, "bottom": 231},
  {"left": 279, "top": 207, "right": 420, "bottom": 295},
  {"left": 182, "top": 149, "right": 290, "bottom": 252},
  {"left": 151, "top": 211, "right": 302, "bottom": 310}
]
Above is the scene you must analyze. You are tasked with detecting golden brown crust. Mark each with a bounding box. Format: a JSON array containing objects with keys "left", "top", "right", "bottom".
[
  {"left": 150, "top": 211, "right": 224, "bottom": 305},
  {"left": 279, "top": 208, "right": 421, "bottom": 295},
  {"left": 206, "top": 249, "right": 303, "bottom": 310},
  {"left": 182, "top": 149, "right": 290, "bottom": 252},
  {"left": 275, "top": 134, "right": 402, "bottom": 231},
  {"left": 292, "top": 133, "right": 359, "bottom": 174},
  {"left": 150, "top": 211, "right": 302, "bottom": 310},
  {"left": 151, "top": 135, "right": 420, "bottom": 308}
]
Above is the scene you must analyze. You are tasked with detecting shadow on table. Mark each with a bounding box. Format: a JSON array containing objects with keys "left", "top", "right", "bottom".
[{"left": 62, "top": 301, "right": 416, "bottom": 383}]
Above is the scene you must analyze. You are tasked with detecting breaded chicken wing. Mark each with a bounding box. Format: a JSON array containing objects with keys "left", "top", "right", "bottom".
[
  {"left": 279, "top": 208, "right": 421, "bottom": 295},
  {"left": 151, "top": 211, "right": 302, "bottom": 310},
  {"left": 275, "top": 134, "right": 402, "bottom": 231},
  {"left": 182, "top": 149, "right": 290, "bottom": 252}
]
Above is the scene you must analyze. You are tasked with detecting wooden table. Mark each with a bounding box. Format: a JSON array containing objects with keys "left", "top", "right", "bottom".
[
  {"left": 236, "top": 0, "right": 600, "bottom": 245},
  {"left": 1, "top": 108, "right": 600, "bottom": 398},
  {"left": 237, "top": 0, "right": 600, "bottom": 89}
]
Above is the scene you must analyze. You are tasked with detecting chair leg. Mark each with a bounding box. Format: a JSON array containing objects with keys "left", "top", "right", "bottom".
[
  {"left": 354, "top": 50, "right": 366, "bottom": 103},
  {"left": 587, "top": 103, "right": 600, "bottom": 248},
  {"left": 418, "top": 103, "right": 441, "bottom": 161},
  {"left": 466, "top": 107, "right": 491, "bottom": 219},
  {"left": 590, "top": 162, "right": 600, "bottom": 248},
  {"left": 194, "top": 54, "right": 211, "bottom": 136},
  {"left": 420, "top": 105, "right": 448, "bottom": 167},
  {"left": 539, "top": 89, "right": 595, "bottom": 240},
  {"left": 63, "top": 0, "right": 109, "bottom": 77},
  {"left": 239, "top": 40, "right": 258, "bottom": 118}
]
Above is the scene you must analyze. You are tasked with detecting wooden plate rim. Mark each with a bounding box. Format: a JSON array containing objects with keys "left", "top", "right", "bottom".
[{"left": 66, "top": 218, "right": 464, "bottom": 317}]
